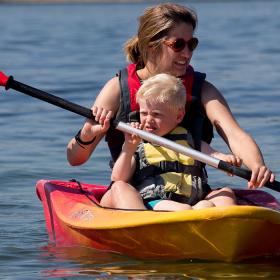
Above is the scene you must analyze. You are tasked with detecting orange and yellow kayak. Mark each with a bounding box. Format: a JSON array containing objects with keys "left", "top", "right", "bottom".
[{"left": 36, "top": 179, "right": 280, "bottom": 262}]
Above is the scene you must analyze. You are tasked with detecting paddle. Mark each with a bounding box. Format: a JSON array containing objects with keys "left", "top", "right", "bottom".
[{"left": 0, "top": 71, "right": 279, "bottom": 191}]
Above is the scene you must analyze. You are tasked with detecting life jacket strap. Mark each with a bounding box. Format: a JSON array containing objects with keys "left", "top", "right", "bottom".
[
  {"left": 135, "top": 160, "right": 201, "bottom": 183},
  {"left": 116, "top": 68, "right": 130, "bottom": 123}
]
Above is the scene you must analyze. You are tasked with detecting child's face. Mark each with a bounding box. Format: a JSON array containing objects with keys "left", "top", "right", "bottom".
[{"left": 138, "top": 100, "right": 184, "bottom": 136}]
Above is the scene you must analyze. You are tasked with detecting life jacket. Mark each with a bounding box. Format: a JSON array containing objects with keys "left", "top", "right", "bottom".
[
  {"left": 133, "top": 126, "right": 208, "bottom": 204},
  {"left": 105, "top": 63, "right": 213, "bottom": 163}
]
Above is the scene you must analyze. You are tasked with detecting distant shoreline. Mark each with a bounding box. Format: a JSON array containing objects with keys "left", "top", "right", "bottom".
[{"left": 0, "top": 0, "right": 156, "bottom": 3}]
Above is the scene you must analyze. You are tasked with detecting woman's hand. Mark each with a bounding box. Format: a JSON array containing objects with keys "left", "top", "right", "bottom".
[
  {"left": 80, "top": 106, "right": 113, "bottom": 141},
  {"left": 218, "top": 153, "right": 242, "bottom": 168},
  {"left": 91, "top": 105, "right": 113, "bottom": 133},
  {"left": 213, "top": 152, "right": 242, "bottom": 176},
  {"left": 248, "top": 165, "right": 275, "bottom": 189},
  {"left": 67, "top": 76, "right": 120, "bottom": 166}
]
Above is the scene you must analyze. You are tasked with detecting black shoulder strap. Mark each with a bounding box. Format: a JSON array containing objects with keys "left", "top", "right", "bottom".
[
  {"left": 191, "top": 71, "right": 206, "bottom": 151},
  {"left": 193, "top": 72, "right": 214, "bottom": 146},
  {"left": 116, "top": 68, "right": 131, "bottom": 122},
  {"left": 182, "top": 71, "right": 213, "bottom": 151},
  {"left": 105, "top": 68, "right": 130, "bottom": 163},
  {"left": 192, "top": 71, "right": 206, "bottom": 99}
]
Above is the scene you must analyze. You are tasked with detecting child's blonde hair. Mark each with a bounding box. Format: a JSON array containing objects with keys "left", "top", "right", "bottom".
[{"left": 136, "top": 73, "right": 186, "bottom": 112}]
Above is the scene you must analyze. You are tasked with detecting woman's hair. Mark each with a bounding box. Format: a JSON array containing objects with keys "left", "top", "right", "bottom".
[
  {"left": 124, "top": 3, "right": 197, "bottom": 68},
  {"left": 136, "top": 73, "right": 186, "bottom": 112}
]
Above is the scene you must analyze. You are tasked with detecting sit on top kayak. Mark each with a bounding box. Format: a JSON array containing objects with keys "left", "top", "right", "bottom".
[{"left": 36, "top": 179, "right": 280, "bottom": 262}]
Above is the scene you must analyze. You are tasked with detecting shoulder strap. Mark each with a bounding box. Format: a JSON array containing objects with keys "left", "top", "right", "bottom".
[
  {"left": 192, "top": 71, "right": 206, "bottom": 99},
  {"left": 183, "top": 71, "right": 213, "bottom": 151},
  {"left": 191, "top": 71, "right": 206, "bottom": 151},
  {"left": 105, "top": 68, "right": 129, "bottom": 163},
  {"left": 115, "top": 68, "right": 131, "bottom": 122},
  {"left": 193, "top": 72, "right": 214, "bottom": 145}
]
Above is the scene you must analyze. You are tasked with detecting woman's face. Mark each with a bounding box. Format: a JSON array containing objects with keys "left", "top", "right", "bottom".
[{"left": 155, "top": 22, "right": 195, "bottom": 77}]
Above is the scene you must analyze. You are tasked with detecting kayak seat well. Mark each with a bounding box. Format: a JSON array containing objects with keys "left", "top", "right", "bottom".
[{"left": 235, "top": 189, "right": 280, "bottom": 210}]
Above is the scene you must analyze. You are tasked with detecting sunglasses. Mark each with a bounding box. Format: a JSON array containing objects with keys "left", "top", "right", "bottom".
[{"left": 163, "top": 37, "right": 199, "bottom": 52}]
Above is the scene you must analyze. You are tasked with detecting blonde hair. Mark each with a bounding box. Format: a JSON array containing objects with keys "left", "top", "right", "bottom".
[
  {"left": 136, "top": 73, "right": 186, "bottom": 112},
  {"left": 124, "top": 3, "right": 197, "bottom": 68}
]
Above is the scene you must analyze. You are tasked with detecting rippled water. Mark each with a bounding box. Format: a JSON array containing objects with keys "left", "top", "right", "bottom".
[{"left": 0, "top": 1, "right": 280, "bottom": 279}]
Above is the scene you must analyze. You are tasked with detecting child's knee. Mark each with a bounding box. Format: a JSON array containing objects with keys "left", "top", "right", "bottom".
[
  {"left": 154, "top": 200, "right": 192, "bottom": 211},
  {"left": 221, "top": 186, "right": 234, "bottom": 194},
  {"left": 192, "top": 200, "right": 215, "bottom": 209},
  {"left": 220, "top": 187, "right": 236, "bottom": 200},
  {"left": 213, "top": 187, "right": 235, "bottom": 198},
  {"left": 111, "top": 181, "right": 129, "bottom": 194}
]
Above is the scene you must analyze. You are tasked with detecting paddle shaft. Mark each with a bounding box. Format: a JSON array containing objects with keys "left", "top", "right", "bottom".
[
  {"left": 1, "top": 73, "right": 279, "bottom": 192},
  {"left": 117, "top": 122, "right": 279, "bottom": 190},
  {"left": 5, "top": 76, "right": 93, "bottom": 119}
]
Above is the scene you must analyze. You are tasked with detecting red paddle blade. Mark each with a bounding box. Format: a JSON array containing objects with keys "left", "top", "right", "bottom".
[{"left": 0, "top": 71, "right": 9, "bottom": 87}]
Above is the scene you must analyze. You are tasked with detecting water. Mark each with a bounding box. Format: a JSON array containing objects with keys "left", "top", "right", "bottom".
[{"left": 0, "top": 1, "right": 280, "bottom": 279}]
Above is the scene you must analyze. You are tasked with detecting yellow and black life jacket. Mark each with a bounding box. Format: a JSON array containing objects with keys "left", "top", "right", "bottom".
[{"left": 133, "top": 126, "right": 208, "bottom": 203}]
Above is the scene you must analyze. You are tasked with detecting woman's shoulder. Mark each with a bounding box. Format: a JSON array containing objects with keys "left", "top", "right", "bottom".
[
  {"left": 100, "top": 76, "right": 121, "bottom": 95},
  {"left": 94, "top": 76, "right": 121, "bottom": 112},
  {"left": 105, "top": 75, "right": 120, "bottom": 86},
  {"left": 201, "top": 80, "right": 225, "bottom": 102}
]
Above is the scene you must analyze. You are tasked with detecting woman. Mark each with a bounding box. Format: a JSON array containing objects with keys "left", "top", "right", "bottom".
[{"left": 67, "top": 3, "right": 274, "bottom": 209}]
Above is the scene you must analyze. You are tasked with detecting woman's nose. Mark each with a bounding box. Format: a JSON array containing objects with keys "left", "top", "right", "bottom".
[{"left": 181, "top": 46, "right": 192, "bottom": 58}]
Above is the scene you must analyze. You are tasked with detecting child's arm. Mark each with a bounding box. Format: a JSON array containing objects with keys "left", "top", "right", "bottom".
[
  {"left": 111, "top": 144, "right": 137, "bottom": 182},
  {"left": 111, "top": 123, "right": 142, "bottom": 182},
  {"left": 201, "top": 141, "right": 242, "bottom": 167}
]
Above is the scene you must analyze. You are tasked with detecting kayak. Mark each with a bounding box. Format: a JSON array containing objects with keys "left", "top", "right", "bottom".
[{"left": 36, "top": 179, "right": 280, "bottom": 262}]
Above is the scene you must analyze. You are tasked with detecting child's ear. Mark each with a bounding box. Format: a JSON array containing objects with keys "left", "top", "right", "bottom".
[{"left": 176, "top": 107, "right": 185, "bottom": 123}]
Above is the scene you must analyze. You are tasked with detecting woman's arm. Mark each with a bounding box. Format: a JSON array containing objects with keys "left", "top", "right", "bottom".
[
  {"left": 67, "top": 76, "right": 120, "bottom": 166},
  {"left": 201, "top": 81, "right": 274, "bottom": 187}
]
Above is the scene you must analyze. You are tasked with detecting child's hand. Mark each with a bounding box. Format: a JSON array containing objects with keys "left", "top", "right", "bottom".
[{"left": 123, "top": 122, "right": 142, "bottom": 150}]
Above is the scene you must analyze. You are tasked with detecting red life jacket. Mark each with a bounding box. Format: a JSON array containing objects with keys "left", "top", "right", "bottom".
[
  {"left": 126, "top": 63, "right": 194, "bottom": 112},
  {"left": 106, "top": 64, "right": 213, "bottom": 164}
]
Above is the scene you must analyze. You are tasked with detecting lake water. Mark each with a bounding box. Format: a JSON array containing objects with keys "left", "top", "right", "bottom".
[{"left": 0, "top": 1, "right": 280, "bottom": 279}]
